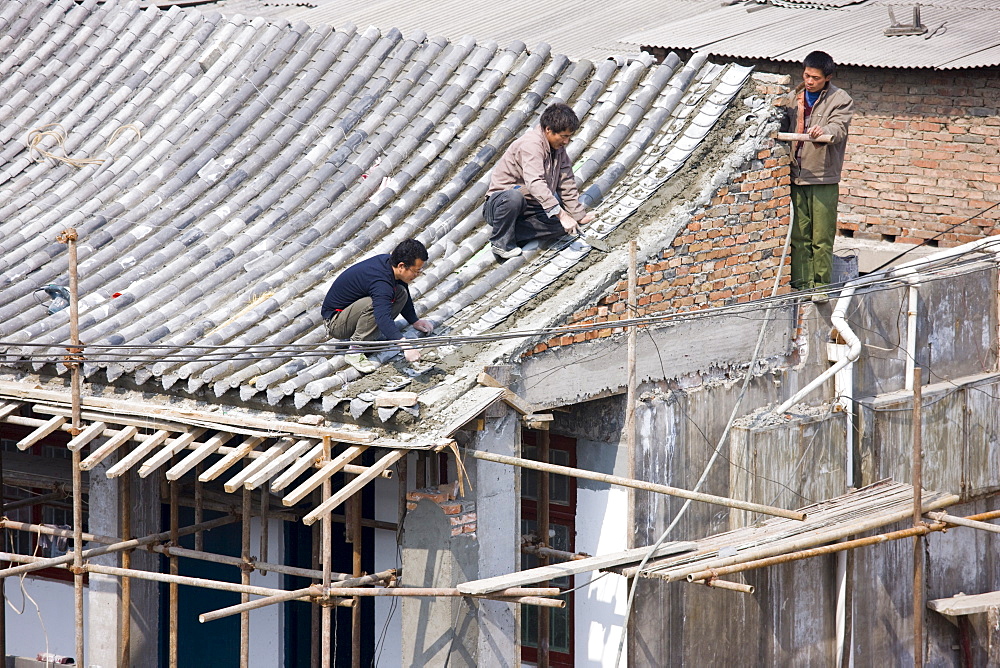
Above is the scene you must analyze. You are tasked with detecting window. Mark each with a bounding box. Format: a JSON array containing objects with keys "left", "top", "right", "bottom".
[
  {"left": 0, "top": 423, "right": 85, "bottom": 582},
  {"left": 520, "top": 431, "right": 576, "bottom": 667}
]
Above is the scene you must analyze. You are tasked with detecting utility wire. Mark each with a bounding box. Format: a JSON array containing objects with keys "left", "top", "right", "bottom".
[{"left": 6, "top": 244, "right": 999, "bottom": 368}]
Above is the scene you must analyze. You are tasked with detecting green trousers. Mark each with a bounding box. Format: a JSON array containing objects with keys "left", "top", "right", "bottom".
[{"left": 791, "top": 183, "right": 839, "bottom": 290}]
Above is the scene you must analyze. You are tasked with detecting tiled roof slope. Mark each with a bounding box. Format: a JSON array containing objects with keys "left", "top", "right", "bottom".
[
  {"left": 621, "top": 1, "right": 1000, "bottom": 69},
  {"left": 0, "top": 0, "right": 757, "bottom": 422}
]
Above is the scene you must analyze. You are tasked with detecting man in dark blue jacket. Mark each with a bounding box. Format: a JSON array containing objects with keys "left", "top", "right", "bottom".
[{"left": 322, "top": 239, "right": 434, "bottom": 373}]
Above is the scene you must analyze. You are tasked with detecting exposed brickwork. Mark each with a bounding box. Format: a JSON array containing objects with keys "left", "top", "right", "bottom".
[
  {"left": 406, "top": 484, "right": 477, "bottom": 537},
  {"left": 717, "top": 58, "right": 1000, "bottom": 247},
  {"left": 529, "top": 138, "right": 793, "bottom": 355},
  {"left": 837, "top": 65, "right": 1000, "bottom": 246}
]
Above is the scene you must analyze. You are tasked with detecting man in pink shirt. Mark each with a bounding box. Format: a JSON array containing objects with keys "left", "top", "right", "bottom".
[{"left": 484, "top": 103, "right": 595, "bottom": 259}]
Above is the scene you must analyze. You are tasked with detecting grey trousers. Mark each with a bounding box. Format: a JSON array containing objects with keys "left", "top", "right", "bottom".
[
  {"left": 325, "top": 284, "right": 408, "bottom": 342},
  {"left": 484, "top": 188, "right": 564, "bottom": 251}
]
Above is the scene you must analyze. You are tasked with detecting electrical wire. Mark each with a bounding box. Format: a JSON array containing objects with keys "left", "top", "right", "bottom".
[
  {"left": 613, "top": 213, "right": 795, "bottom": 667},
  {"left": 6, "top": 242, "right": 1000, "bottom": 369}
]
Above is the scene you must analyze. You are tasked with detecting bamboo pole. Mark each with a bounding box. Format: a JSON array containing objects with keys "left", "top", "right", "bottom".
[
  {"left": 912, "top": 367, "right": 924, "bottom": 668},
  {"left": 696, "top": 578, "right": 755, "bottom": 594},
  {"left": 350, "top": 474, "right": 362, "bottom": 668},
  {"left": 194, "top": 463, "right": 204, "bottom": 552},
  {"left": 240, "top": 488, "right": 251, "bottom": 668},
  {"left": 0, "top": 428, "right": 6, "bottom": 663},
  {"left": 639, "top": 491, "right": 962, "bottom": 583},
  {"left": 120, "top": 455, "right": 132, "bottom": 668},
  {"left": 775, "top": 131, "right": 834, "bottom": 143},
  {"left": 0, "top": 514, "right": 238, "bottom": 578},
  {"left": 925, "top": 511, "right": 1000, "bottom": 535},
  {"left": 85, "top": 562, "right": 319, "bottom": 597},
  {"left": 200, "top": 569, "right": 396, "bottom": 624},
  {"left": 311, "top": 495, "right": 320, "bottom": 668},
  {"left": 0, "top": 518, "right": 347, "bottom": 581},
  {"left": 321, "top": 437, "right": 333, "bottom": 668},
  {"left": 170, "top": 471, "right": 180, "bottom": 668},
  {"left": 1, "top": 489, "right": 67, "bottom": 511},
  {"left": 538, "top": 430, "right": 551, "bottom": 668},
  {"left": 626, "top": 239, "right": 638, "bottom": 549},
  {"left": 203, "top": 585, "right": 324, "bottom": 623},
  {"left": 469, "top": 450, "right": 806, "bottom": 521},
  {"left": 61, "top": 226, "right": 85, "bottom": 667},
  {"left": 321, "top": 587, "right": 560, "bottom": 597},
  {"left": 521, "top": 544, "right": 589, "bottom": 562}
]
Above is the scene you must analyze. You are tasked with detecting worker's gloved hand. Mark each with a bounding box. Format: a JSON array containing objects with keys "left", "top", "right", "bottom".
[
  {"left": 403, "top": 347, "right": 421, "bottom": 363},
  {"left": 559, "top": 210, "right": 579, "bottom": 235},
  {"left": 412, "top": 319, "right": 434, "bottom": 334}
]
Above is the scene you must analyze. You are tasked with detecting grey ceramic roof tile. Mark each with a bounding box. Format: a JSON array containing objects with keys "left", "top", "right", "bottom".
[{"left": 0, "top": 0, "right": 765, "bottom": 426}]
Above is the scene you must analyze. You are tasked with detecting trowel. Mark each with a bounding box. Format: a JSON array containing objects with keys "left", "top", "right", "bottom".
[{"left": 575, "top": 231, "right": 610, "bottom": 252}]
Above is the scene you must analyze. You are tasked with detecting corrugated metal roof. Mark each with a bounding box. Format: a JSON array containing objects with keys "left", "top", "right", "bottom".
[
  {"left": 210, "top": 0, "right": 717, "bottom": 62},
  {"left": 0, "top": 0, "right": 772, "bottom": 428},
  {"left": 621, "top": 1, "right": 1000, "bottom": 69}
]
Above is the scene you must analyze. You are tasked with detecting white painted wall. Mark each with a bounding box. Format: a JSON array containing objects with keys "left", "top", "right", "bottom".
[
  {"left": 574, "top": 435, "right": 630, "bottom": 668},
  {"left": 249, "top": 515, "right": 283, "bottom": 667},
  {"left": 372, "top": 475, "right": 402, "bottom": 668},
  {"left": 4, "top": 576, "right": 83, "bottom": 662}
]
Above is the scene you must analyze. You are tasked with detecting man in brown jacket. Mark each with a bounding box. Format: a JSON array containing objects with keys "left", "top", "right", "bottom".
[
  {"left": 484, "top": 103, "right": 595, "bottom": 259},
  {"left": 780, "top": 50, "right": 854, "bottom": 301}
]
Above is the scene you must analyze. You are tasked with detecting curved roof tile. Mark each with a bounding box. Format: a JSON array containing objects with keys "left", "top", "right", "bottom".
[{"left": 0, "top": 0, "right": 757, "bottom": 422}]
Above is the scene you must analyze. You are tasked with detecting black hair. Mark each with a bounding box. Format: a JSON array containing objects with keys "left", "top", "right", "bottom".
[
  {"left": 390, "top": 238, "right": 428, "bottom": 267},
  {"left": 803, "top": 51, "right": 836, "bottom": 78},
  {"left": 539, "top": 103, "right": 580, "bottom": 134}
]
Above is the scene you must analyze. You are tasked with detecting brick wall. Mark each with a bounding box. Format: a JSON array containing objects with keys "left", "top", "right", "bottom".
[
  {"left": 837, "top": 65, "right": 1000, "bottom": 246},
  {"left": 406, "top": 484, "right": 477, "bottom": 537},
  {"left": 719, "top": 58, "right": 1000, "bottom": 247},
  {"left": 530, "top": 136, "right": 793, "bottom": 354}
]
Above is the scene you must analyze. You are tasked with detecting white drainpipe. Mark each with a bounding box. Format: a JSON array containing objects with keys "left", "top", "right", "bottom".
[{"left": 774, "top": 285, "right": 861, "bottom": 415}]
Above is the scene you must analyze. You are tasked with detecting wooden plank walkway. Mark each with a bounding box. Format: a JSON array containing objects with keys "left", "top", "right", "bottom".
[
  {"left": 620, "top": 479, "right": 959, "bottom": 582},
  {"left": 457, "top": 542, "right": 697, "bottom": 595}
]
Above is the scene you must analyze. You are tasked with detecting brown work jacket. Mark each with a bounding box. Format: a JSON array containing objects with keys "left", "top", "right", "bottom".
[
  {"left": 783, "top": 83, "right": 854, "bottom": 186},
  {"left": 487, "top": 124, "right": 588, "bottom": 221}
]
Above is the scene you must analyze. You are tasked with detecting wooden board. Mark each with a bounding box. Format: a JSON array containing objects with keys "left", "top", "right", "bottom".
[
  {"left": 929, "top": 591, "right": 1000, "bottom": 617},
  {"left": 456, "top": 541, "right": 697, "bottom": 595}
]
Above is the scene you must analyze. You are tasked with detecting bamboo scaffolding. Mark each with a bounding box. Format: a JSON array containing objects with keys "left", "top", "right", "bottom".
[
  {"left": 240, "top": 488, "right": 251, "bottom": 668},
  {"left": 0, "top": 514, "right": 238, "bottom": 578},
  {"left": 468, "top": 450, "right": 807, "bottom": 521},
  {"left": 120, "top": 446, "right": 132, "bottom": 668},
  {"left": 302, "top": 450, "right": 406, "bottom": 525},
  {"left": 170, "top": 467, "right": 180, "bottom": 668},
  {"left": 912, "top": 369, "right": 924, "bottom": 668},
  {"left": 682, "top": 508, "right": 1000, "bottom": 584}
]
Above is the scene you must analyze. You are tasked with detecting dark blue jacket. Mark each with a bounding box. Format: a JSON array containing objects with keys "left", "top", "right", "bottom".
[{"left": 321, "top": 254, "right": 417, "bottom": 340}]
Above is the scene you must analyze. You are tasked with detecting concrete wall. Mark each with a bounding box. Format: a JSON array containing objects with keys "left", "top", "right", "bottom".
[{"left": 622, "top": 263, "right": 1000, "bottom": 665}]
